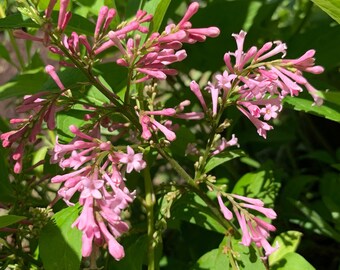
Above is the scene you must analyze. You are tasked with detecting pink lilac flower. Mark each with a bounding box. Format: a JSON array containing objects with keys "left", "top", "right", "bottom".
[
  {"left": 138, "top": 102, "right": 204, "bottom": 141},
  {"left": 211, "top": 134, "right": 239, "bottom": 156},
  {"left": 116, "top": 146, "right": 146, "bottom": 173},
  {"left": 189, "top": 30, "right": 323, "bottom": 138},
  {"left": 217, "top": 194, "right": 233, "bottom": 220},
  {"left": 95, "top": 3, "right": 219, "bottom": 81},
  {"left": 0, "top": 66, "right": 65, "bottom": 173},
  {"left": 218, "top": 193, "right": 278, "bottom": 258},
  {"left": 51, "top": 125, "right": 145, "bottom": 259}
]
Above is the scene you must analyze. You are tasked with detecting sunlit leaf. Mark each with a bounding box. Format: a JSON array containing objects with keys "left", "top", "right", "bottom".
[
  {"left": 269, "top": 231, "right": 303, "bottom": 266},
  {"left": 39, "top": 206, "right": 82, "bottom": 270},
  {"left": 271, "top": 252, "right": 315, "bottom": 270},
  {"left": 284, "top": 96, "right": 340, "bottom": 123},
  {"left": 204, "top": 150, "right": 245, "bottom": 173},
  {"left": 311, "top": 0, "right": 340, "bottom": 23}
]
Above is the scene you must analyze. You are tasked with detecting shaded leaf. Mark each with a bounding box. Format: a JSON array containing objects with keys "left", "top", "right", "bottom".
[
  {"left": 0, "top": 215, "right": 26, "bottom": 228},
  {"left": 0, "top": 145, "right": 14, "bottom": 203},
  {"left": 204, "top": 150, "right": 245, "bottom": 173},
  {"left": 170, "top": 192, "right": 225, "bottom": 234},
  {"left": 0, "top": 13, "right": 38, "bottom": 29},
  {"left": 0, "top": 43, "right": 13, "bottom": 64},
  {"left": 0, "top": 68, "right": 47, "bottom": 100},
  {"left": 293, "top": 200, "right": 340, "bottom": 242},
  {"left": 106, "top": 235, "right": 148, "bottom": 270}
]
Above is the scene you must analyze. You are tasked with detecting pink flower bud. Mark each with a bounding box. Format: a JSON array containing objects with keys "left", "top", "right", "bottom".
[
  {"left": 178, "top": 2, "right": 200, "bottom": 27},
  {"left": 95, "top": 6, "right": 109, "bottom": 38},
  {"left": 45, "top": 65, "right": 65, "bottom": 90},
  {"left": 57, "top": 0, "right": 70, "bottom": 30}
]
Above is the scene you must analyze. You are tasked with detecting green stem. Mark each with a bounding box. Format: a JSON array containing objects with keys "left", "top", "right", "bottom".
[
  {"left": 155, "top": 144, "right": 235, "bottom": 232},
  {"left": 196, "top": 101, "right": 228, "bottom": 179},
  {"left": 144, "top": 165, "right": 156, "bottom": 270},
  {"left": 9, "top": 31, "right": 25, "bottom": 70},
  {"left": 124, "top": 68, "right": 134, "bottom": 105}
]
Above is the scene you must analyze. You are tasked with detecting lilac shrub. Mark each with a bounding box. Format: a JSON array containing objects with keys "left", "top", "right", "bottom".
[{"left": 0, "top": 0, "right": 325, "bottom": 268}]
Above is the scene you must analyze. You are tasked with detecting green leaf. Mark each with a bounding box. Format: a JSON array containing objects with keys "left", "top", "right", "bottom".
[
  {"left": 148, "top": 0, "right": 171, "bottom": 34},
  {"left": 232, "top": 167, "right": 281, "bottom": 206},
  {"left": 0, "top": 215, "right": 26, "bottom": 228},
  {"left": 271, "top": 252, "right": 315, "bottom": 270},
  {"left": 194, "top": 247, "right": 229, "bottom": 270},
  {"left": 0, "top": 43, "right": 13, "bottom": 64},
  {"left": 32, "top": 146, "right": 48, "bottom": 174},
  {"left": 50, "top": 11, "right": 95, "bottom": 36},
  {"left": 170, "top": 192, "right": 226, "bottom": 234},
  {"left": 170, "top": 126, "right": 195, "bottom": 157},
  {"left": 0, "top": 68, "right": 48, "bottom": 100},
  {"left": 319, "top": 91, "right": 340, "bottom": 106},
  {"left": 0, "top": 145, "right": 14, "bottom": 203},
  {"left": 107, "top": 235, "right": 148, "bottom": 270},
  {"left": 311, "top": 0, "right": 340, "bottom": 24},
  {"left": 320, "top": 173, "right": 340, "bottom": 224},
  {"left": 194, "top": 236, "right": 266, "bottom": 270},
  {"left": 269, "top": 231, "right": 303, "bottom": 266},
  {"left": 56, "top": 110, "right": 88, "bottom": 143},
  {"left": 0, "top": 13, "right": 38, "bottom": 29},
  {"left": 204, "top": 150, "right": 245, "bottom": 173},
  {"left": 230, "top": 236, "right": 266, "bottom": 270},
  {"left": 293, "top": 200, "right": 340, "bottom": 242},
  {"left": 284, "top": 96, "right": 340, "bottom": 123},
  {"left": 39, "top": 206, "right": 82, "bottom": 270}
]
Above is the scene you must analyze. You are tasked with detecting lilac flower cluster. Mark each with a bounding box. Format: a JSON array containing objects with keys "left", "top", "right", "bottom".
[
  {"left": 51, "top": 125, "right": 145, "bottom": 259},
  {"left": 1, "top": 0, "right": 325, "bottom": 264},
  {"left": 218, "top": 194, "right": 278, "bottom": 257},
  {"left": 0, "top": 65, "right": 64, "bottom": 173},
  {"left": 190, "top": 30, "right": 324, "bottom": 138}
]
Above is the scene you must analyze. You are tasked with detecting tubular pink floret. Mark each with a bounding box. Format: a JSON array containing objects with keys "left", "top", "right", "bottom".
[
  {"left": 145, "top": 108, "right": 176, "bottom": 116},
  {"left": 136, "top": 68, "right": 167, "bottom": 80},
  {"left": 190, "top": 81, "right": 207, "bottom": 111},
  {"left": 58, "top": 0, "right": 70, "bottom": 30},
  {"left": 108, "top": 31, "right": 127, "bottom": 55},
  {"left": 178, "top": 2, "right": 200, "bottom": 27},
  {"left": 151, "top": 119, "right": 176, "bottom": 141},
  {"left": 45, "top": 65, "right": 65, "bottom": 90},
  {"left": 60, "top": 11, "right": 72, "bottom": 32},
  {"left": 256, "top": 41, "right": 287, "bottom": 62},
  {"left": 158, "top": 30, "right": 187, "bottom": 43},
  {"left": 115, "top": 21, "right": 140, "bottom": 37},
  {"left": 103, "top": 9, "right": 117, "bottom": 31},
  {"left": 69, "top": 125, "right": 95, "bottom": 141},
  {"left": 79, "top": 35, "right": 92, "bottom": 54},
  {"left": 187, "top": 27, "right": 220, "bottom": 38},
  {"left": 231, "top": 194, "right": 264, "bottom": 207},
  {"left": 223, "top": 53, "right": 234, "bottom": 73},
  {"left": 95, "top": 6, "right": 109, "bottom": 38},
  {"left": 217, "top": 194, "right": 233, "bottom": 220},
  {"left": 13, "top": 30, "right": 44, "bottom": 42},
  {"left": 45, "top": 0, "right": 57, "bottom": 19}
]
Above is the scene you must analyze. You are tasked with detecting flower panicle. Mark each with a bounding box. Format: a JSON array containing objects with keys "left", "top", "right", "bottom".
[
  {"left": 51, "top": 124, "right": 147, "bottom": 260},
  {"left": 217, "top": 193, "right": 278, "bottom": 258}
]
